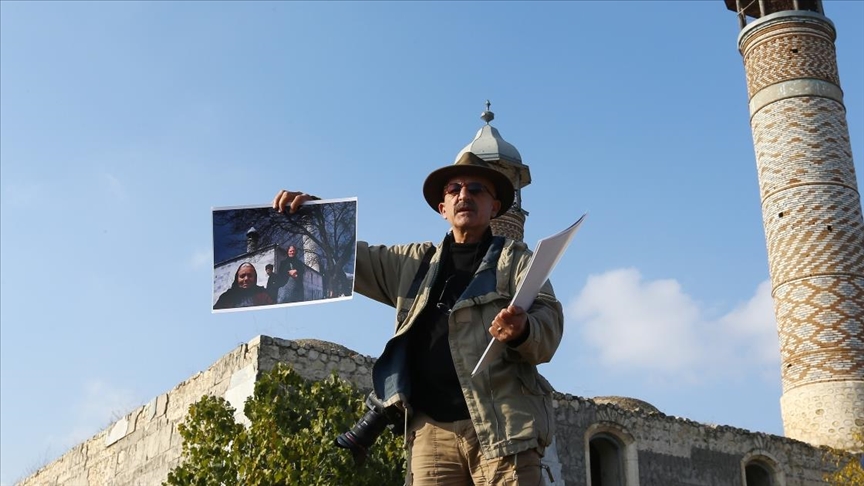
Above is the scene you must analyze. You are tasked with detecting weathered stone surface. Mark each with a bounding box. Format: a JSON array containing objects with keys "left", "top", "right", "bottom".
[
  {"left": 20, "top": 336, "right": 839, "bottom": 486},
  {"left": 104, "top": 417, "right": 129, "bottom": 447}
]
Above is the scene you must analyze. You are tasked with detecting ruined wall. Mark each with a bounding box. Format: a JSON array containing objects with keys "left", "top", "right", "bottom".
[
  {"left": 553, "top": 393, "right": 836, "bottom": 485},
  {"left": 21, "top": 336, "right": 837, "bottom": 485},
  {"left": 19, "top": 337, "right": 374, "bottom": 486},
  {"left": 20, "top": 340, "right": 257, "bottom": 486}
]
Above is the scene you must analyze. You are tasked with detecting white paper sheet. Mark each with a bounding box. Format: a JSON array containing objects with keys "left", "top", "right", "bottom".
[{"left": 470, "top": 213, "right": 588, "bottom": 377}]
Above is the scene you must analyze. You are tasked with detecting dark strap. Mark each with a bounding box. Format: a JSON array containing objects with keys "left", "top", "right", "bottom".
[{"left": 406, "top": 246, "right": 436, "bottom": 300}]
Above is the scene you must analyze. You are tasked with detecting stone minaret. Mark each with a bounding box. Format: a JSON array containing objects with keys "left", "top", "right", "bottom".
[
  {"left": 725, "top": 0, "right": 864, "bottom": 451},
  {"left": 455, "top": 101, "right": 531, "bottom": 241},
  {"left": 246, "top": 227, "right": 260, "bottom": 253}
]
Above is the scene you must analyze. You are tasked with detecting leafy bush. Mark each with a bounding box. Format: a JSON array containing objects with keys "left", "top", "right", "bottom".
[
  {"left": 823, "top": 432, "right": 864, "bottom": 486},
  {"left": 165, "top": 364, "right": 405, "bottom": 486},
  {"left": 824, "top": 458, "right": 864, "bottom": 486}
]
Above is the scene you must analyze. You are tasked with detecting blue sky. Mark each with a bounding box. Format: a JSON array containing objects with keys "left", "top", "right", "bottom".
[{"left": 1, "top": 1, "right": 862, "bottom": 483}]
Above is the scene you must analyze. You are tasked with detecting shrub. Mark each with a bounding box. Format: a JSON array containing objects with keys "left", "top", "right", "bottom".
[{"left": 165, "top": 364, "right": 404, "bottom": 486}]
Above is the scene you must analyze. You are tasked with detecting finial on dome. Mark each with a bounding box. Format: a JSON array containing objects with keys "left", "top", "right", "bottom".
[{"left": 481, "top": 100, "right": 494, "bottom": 124}]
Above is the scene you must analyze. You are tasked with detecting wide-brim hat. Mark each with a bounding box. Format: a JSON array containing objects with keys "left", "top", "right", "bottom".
[{"left": 422, "top": 151, "right": 515, "bottom": 218}]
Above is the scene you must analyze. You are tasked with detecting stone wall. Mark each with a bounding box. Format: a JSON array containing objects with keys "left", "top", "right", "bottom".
[
  {"left": 20, "top": 336, "right": 839, "bottom": 485},
  {"left": 553, "top": 392, "right": 836, "bottom": 485},
  {"left": 19, "top": 337, "right": 375, "bottom": 486}
]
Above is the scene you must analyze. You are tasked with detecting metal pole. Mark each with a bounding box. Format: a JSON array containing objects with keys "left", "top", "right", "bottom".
[{"left": 736, "top": 0, "right": 747, "bottom": 29}]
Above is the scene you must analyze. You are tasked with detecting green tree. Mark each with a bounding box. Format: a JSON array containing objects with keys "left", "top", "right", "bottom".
[{"left": 165, "top": 364, "right": 405, "bottom": 486}]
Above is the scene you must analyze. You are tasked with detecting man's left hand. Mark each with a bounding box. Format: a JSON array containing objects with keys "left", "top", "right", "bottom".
[{"left": 490, "top": 305, "right": 527, "bottom": 343}]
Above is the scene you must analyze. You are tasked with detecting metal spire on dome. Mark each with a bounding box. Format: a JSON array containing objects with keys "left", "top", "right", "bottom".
[{"left": 481, "top": 100, "right": 494, "bottom": 124}]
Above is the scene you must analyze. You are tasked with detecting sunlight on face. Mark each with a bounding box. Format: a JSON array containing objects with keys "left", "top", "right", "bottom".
[
  {"left": 237, "top": 264, "right": 256, "bottom": 288},
  {"left": 438, "top": 176, "right": 501, "bottom": 235}
]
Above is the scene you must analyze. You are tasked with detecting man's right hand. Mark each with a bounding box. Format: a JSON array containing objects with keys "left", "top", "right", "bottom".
[{"left": 272, "top": 190, "right": 319, "bottom": 214}]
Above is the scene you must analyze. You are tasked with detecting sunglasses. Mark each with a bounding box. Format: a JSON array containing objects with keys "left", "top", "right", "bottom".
[{"left": 443, "top": 182, "right": 494, "bottom": 198}]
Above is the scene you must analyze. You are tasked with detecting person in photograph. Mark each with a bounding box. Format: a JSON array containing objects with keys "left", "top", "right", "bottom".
[
  {"left": 272, "top": 152, "right": 563, "bottom": 485},
  {"left": 276, "top": 245, "right": 305, "bottom": 304},
  {"left": 214, "top": 262, "right": 274, "bottom": 310},
  {"left": 264, "top": 263, "right": 279, "bottom": 301}
]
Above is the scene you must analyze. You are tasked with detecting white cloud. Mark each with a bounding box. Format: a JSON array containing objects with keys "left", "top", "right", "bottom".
[
  {"left": 717, "top": 280, "right": 779, "bottom": 364},
  {"left": 567, "top": 268, "right": 779, "bottom": 381},
  {"left": 188, "top": 248, "right": 212, "bottom": 270}
]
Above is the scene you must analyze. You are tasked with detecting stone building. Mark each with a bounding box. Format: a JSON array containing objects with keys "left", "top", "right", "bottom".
[
  {"left": 19, "top": 337, "right": 847, "bottom": 486},
  {"left": 213, "top": 227, "right": 325, "bottom": 308}
]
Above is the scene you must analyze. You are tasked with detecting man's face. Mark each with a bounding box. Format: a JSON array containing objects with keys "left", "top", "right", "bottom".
[
  {"left": 438, "top": 175, "right": 501, "bottom": 234},
  {"left": 287, "top": 246, "right": 296, "bottom": 257},
  {"left": 237, "top": 265, "right": 256, "bottom": 289},
  {"left": 266, "top": 267, "right": 274, "bottom": 276}
]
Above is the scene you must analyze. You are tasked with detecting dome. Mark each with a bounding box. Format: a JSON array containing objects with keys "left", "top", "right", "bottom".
[
  {"left": 455, "top": 124, "right": 524, "bottom": 166},
  {"left": 454, "top": 101, "right": 526, "bottom": 168}
]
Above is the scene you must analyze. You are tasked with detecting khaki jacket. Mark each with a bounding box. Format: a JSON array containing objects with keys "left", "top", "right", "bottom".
[{"left": 355, "top": 234, "right": 564, "bottom": 459}]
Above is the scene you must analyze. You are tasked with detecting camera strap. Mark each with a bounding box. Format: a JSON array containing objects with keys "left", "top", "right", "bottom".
[{"left": 406, "top": 246, "right": 436, "bottom": 300}]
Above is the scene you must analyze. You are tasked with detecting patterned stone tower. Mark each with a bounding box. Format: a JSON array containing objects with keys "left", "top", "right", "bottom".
[
  {"left": 725, "top": 0, "right": 864, "bottom": 451},
  {"left": 455, "top": 101, "right": 531, "bottom": 241}
]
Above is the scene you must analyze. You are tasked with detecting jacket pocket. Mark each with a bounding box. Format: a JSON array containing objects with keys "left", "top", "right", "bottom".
[{"left": 515, "top": 367, "right": 555, "bottom": 448}]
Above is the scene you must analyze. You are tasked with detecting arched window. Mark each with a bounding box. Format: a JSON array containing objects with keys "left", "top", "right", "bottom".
[
  {"left": 744, "top": 457, "right": 780, "bottom": 486},
  {"left": 589, "top": 433, "right": 624, "bottom": 486}
]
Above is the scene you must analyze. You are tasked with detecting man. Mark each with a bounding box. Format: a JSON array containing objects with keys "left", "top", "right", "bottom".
[
  {"left": 273, "top": 152, "right": 563, "bottom": 485},
  {"left": 264, "top": 263, "right": 279, "bottom": 302}
]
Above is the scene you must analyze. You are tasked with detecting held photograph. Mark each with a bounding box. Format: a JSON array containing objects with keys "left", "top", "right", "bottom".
[{"left": 211, "top": 198, "right": 357, "bottom": 313}]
